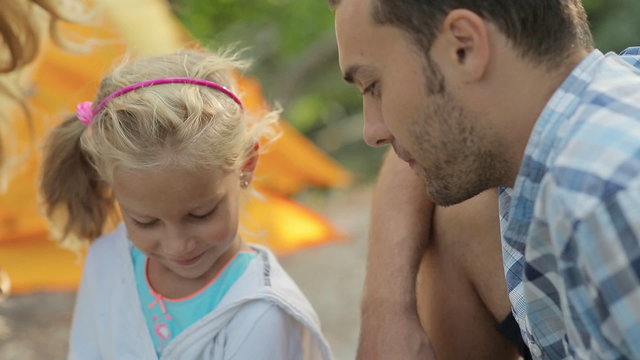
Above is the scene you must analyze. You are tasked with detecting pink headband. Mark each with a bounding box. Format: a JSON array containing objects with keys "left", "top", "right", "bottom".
[{"left": 75, "top": 77, "right": 243, "bottom": 126}]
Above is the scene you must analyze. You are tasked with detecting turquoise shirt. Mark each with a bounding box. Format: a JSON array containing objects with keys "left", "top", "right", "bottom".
[{"left": 131, "top": 246, "right": 257, "bottom": 356}]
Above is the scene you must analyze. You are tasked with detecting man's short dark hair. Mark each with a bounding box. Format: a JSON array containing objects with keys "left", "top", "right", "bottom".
[{"left": 371, "top": 0, "right": 594, "bottom": 68}]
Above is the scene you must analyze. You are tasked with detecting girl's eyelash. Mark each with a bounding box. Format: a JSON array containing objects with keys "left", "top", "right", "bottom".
[
  {"left": 131, "top": 205, "right": 218, "bottom": 227},
  {"left": 134, "top": 219, "right": 158, "bottom": 228},
  {"left": 191, "top": 206, "right": 217, "bottom": 220}
]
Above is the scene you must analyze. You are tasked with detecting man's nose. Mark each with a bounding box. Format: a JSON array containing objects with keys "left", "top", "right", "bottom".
[{"left": 362, "top": 101, "right": 392, "bottom": 147}]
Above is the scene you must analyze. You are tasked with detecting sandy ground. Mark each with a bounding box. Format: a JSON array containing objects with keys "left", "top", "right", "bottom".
[{"left": 0, "top": 186, "right": 372, "bottom": 360}]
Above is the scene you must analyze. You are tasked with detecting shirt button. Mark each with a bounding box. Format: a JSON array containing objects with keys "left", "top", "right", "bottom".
[{"left": 530, "top": 343, "right": 542, "bottom": 358}]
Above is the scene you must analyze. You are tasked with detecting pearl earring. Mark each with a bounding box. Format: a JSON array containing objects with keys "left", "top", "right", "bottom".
[{"left": 240, "top": 173, "right": 250, "bottom": 189}]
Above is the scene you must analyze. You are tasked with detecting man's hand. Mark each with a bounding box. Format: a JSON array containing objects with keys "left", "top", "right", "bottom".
[{"left": 357, "top": 301, "right": 435, "bottom": 360}]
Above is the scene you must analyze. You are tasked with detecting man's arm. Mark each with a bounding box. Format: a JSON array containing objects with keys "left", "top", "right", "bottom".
[{"left": 357, "top": 150, "right": 436, "bottom": 360}]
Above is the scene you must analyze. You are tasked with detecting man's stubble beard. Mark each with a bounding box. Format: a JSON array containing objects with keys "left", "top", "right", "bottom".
[{"left": 411, "top": 58, "right": 507, "bottom": 206}]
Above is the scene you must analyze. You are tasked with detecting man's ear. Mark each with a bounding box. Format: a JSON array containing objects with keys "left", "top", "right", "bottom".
[{"left": 432, "top": 9, "right": 490, "bottom": 83}]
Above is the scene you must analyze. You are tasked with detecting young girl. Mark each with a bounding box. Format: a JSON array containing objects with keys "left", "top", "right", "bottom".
[{"left": 40, "top": 50, "right": 333, "bottom": 360}]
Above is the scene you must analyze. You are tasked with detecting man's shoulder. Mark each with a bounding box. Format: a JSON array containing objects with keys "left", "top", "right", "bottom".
[
  {"left": 618, "top": 46, "right": 640, "bottom": 67},
  {"left": 585, "top": 48, "right": 640, "bottom": 100},
  {"left": 536, "top": 49, "right": 640, "bottom": 178},
  {"left": 551, "top": 48, "right": 640, "bottom": 187},
  {"left": 543, "top": 125, "right": 640, "bottom": 220}
]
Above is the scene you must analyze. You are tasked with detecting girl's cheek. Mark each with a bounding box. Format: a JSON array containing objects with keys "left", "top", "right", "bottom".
[{"left": 128, "top": 231, "right": 156, "bottom": 253}]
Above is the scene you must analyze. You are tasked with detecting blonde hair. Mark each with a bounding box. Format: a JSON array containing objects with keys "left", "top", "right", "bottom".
[
  {"left": 0, "top": 0, "right": 87, "bottom": 188},
  {"left": 40, "top": 50, "right": 280, "bottom": 249}
]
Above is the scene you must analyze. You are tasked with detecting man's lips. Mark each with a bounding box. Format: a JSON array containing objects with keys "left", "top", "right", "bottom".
[
  {"left": 391, "top": 144, "right": 415, "bottom": 167},
  {"left": 396, "top": 152, "right": 417, "bottom": 168}
]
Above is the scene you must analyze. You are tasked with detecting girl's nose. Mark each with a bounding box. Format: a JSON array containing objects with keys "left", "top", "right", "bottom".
[{"left": 161, "top": 226, "right": 196, "bottom": 257}]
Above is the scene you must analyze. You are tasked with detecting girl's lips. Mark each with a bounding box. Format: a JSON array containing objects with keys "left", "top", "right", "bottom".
[{"left": 172, "top": 252, "right": 205, "bottom": 266}]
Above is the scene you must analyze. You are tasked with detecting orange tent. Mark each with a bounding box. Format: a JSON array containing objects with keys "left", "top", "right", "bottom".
[{"left": 0, "top": 0, "right": 350, "bottom": 294}]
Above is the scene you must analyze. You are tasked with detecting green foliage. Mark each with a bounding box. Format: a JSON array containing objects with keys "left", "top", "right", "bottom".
[
  {"left": 171, "top": 0, "right": 334, "bottom": 58},
  {"left": 584, "top": 0, "right": 640, "bottom": 53}
]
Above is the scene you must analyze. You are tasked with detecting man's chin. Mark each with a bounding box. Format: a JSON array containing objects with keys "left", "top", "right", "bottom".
[
  {"left": 424, "top": 178, "right": 485, "bottom": 207},
  {"left": 409, "top": 163, "right": 478, "bottom": 206}
]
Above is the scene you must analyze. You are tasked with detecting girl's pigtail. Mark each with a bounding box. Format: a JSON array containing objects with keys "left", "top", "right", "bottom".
[{"left": 40, "top": 115, "right": 114, "bottom": 250}]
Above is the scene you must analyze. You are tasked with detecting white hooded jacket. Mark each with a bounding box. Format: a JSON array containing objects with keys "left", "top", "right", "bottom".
[{"left": 68, "top": 223, "right": 333, "bottom": 360}]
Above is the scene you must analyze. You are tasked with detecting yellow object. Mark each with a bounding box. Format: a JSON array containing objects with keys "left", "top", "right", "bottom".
[
  {"left": 0, "top": 0, "right": 350, "bottom": 294},
  {"left": 241, "top": 188, "right": 347, "bottom": 256}
]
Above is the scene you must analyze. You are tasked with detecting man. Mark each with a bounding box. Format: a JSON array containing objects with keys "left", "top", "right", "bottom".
[{"left": 331, "top": 0, "right": 640, "bottom": 359}]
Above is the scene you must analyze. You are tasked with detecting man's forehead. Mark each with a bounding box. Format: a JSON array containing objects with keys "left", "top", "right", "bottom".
[
  {"left": 335, "top": 0, "right": 370, "bottom": 28},
  {"left": 335, "top": 0, "right": 377, "bottom": 74}
]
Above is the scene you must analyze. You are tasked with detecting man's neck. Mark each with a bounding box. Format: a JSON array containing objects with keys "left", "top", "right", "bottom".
[{"left": 490, "top": 48, "right": 591, "bottom": 187}]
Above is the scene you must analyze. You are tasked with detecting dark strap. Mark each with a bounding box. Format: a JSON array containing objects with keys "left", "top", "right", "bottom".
[{"left": 496, "top": 312, "right": 533, "bottom": 360}]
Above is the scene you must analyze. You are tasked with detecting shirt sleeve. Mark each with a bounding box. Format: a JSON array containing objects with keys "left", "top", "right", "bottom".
[
  {"left": 572, "top": 186, "right": 640, "bottom": 358},
  {"left": 225, "top": 301, "right": 304, "bottom": 360}
]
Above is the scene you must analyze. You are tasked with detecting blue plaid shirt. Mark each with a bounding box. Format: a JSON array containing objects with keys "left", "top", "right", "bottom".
[{"left": 499, "top": 47, "right": 640, "bottom": 359}]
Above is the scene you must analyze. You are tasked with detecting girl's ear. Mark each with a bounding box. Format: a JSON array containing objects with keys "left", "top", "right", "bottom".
[{"left": 240, "top": 143, "right": 259, "bottom": 188}]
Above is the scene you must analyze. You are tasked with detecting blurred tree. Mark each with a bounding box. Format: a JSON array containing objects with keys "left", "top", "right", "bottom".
[
  {"left": 583, "top": 0, "right": 640, "bottom": 53},
  {"left": 171, "top": 0, "right": 639, "bottom": 182}
]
